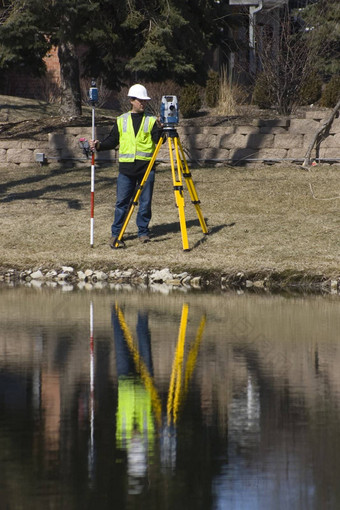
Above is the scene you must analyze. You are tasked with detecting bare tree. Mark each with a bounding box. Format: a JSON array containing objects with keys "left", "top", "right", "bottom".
[
  {"left": 302, "top": 96, "right": 340, "bottom": 167},
  {"left": 255, "top": 9, "right": 318, "bottom": 115}
]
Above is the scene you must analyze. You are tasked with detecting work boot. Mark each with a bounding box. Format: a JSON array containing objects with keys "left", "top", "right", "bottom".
[
  {"left": 110, "top": 236, "right": 125, "bottom": 249},
  {"left": 139, "top": 235, "right": 150, "bottom": 244}
]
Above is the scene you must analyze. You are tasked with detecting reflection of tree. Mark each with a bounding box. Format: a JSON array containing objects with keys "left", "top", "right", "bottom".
[{"left": 41, "top": 371, "right": 61, "bottom": 455}]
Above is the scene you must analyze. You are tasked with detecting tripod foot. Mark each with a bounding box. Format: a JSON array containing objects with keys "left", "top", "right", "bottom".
[{"left": 109, "top": 237, "right": 126, "bottom": 249}]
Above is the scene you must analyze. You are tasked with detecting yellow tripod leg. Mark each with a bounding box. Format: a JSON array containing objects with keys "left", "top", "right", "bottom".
[
  {"left": 176, "top": 137, "right": 209, "bottom": 235},
  {"left": 167, "top": 303, "right": 188, "bottom": 426},
  {"left": 169, "top": 136, "right": 189, "bottom": 251},
  {"left": 114, "top": 303, "right": 162, "bottom": 426},
  {"left": 113, "top": 135, "right": 165, "bottom": 248},
  {"left": 183, "top": 314, "right": 206, "bottom": 395}
]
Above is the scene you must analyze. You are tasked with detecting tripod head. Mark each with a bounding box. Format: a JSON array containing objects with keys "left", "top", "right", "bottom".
[{"left": 161, "top": 126, "right": 179, "bottom": 139}]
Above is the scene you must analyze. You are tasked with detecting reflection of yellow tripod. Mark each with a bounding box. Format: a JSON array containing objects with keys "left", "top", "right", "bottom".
[
  {"left": 112, "top": 128, "right": 209, "bottom": 251},
  {"left": 114, "top": 303, "right": 206, "bottom": 427}
]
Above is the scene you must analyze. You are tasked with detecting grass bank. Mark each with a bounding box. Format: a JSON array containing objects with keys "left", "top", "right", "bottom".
[
  {"left": 0, "top": 94, "right": 339, "bottom": 290},
  {"left": 0, "top": 158, "right": 339, "bottom": 289}
]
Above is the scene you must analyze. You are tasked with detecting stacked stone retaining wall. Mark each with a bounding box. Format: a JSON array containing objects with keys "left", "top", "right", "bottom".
[{"left": 1, "top": 110, "right": 339, "bottom": 166}]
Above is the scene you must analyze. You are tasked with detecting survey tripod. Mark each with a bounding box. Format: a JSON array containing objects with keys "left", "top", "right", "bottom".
[{"left": 112, "top": 126, "right": 209, "bottom": 251}]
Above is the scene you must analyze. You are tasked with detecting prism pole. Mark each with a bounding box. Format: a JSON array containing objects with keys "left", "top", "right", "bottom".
[{"left": 89, "top": 80, "right": 98, "bottom": 248}]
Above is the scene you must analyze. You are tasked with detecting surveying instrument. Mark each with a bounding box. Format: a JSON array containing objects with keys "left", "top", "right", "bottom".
[{"left": 112, "top": 95, "right": 209, "bottom": 251}]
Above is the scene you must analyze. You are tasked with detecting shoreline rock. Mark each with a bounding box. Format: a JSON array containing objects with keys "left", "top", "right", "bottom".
[{"left": 0, "top": 266, "right": 339, "bottom": 295}]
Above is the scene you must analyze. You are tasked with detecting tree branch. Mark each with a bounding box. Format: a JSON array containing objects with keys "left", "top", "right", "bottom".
[{"left": 302, "top": 96, "right": 340, "bottom": 168}]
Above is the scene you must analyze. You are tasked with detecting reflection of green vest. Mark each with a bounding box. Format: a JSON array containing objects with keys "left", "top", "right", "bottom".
[
  {"left": 116, "top": 377, "right": 155, "bottom": 448},
  {"left": 117, "top": 112, "right": 156, "bottom": 162}
]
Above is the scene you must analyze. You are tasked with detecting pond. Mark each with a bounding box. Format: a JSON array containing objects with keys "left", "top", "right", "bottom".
[{"left": 0, "top": 285, "right": 340, "bottom": 509}]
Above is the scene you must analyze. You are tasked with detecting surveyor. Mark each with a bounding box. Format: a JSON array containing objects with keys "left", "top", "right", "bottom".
[{"left": 90, "top": 84, "right": 163, "bottom": 247}]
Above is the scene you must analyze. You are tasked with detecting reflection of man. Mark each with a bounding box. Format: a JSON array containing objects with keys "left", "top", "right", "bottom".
[{"left": 112, "top": 308, "right": 155, "bottom": 495}]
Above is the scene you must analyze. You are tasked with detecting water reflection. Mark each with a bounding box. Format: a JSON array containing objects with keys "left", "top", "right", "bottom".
[
  {"left": 113, "top": 306, "right": 159, "bottom": 495},
  {"left": 112, "top": 303, "right": 206, "bottom": 494},
  {"left": 0, "top": 287, "right": 340, "bottom": 509}
]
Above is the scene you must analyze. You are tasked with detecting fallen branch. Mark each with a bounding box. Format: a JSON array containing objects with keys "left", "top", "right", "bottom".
[
  {"left": 302, "top": 96, "right": 340, "bottom": 168},
  {"left": 309, "top": 182, "right": 340, "bottom": 201}
]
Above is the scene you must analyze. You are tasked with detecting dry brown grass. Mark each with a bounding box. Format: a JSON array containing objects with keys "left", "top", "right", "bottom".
[
  {"left": 0, "top": 94, "right": 339, "bottom": 281},
  {"left": 0, "top": 159, "right": 339, "bottom": 279}
]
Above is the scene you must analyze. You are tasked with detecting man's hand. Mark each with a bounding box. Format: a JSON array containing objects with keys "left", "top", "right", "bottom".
[
  {"left": 89, "top": 139, "right": 99, "bottom": 152},
  {"left": 156, "top": 117, "right": 164, "bottom": 129}
]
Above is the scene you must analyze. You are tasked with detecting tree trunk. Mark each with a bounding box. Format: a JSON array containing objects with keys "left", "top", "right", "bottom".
[
  {"left": 58, "top": 40, "right": 82, "bottom": 116},
  {"left": 302, "top": 97, "right": 340, "bottom": 167}
]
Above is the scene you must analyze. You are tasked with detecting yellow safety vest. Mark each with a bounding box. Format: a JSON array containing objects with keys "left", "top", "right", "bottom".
[
  {"left": 117, "top": 112, "right": 157, "bottom": 163},
  {"left": 116, "top": 377, "right": 155, "bottom": 448}
]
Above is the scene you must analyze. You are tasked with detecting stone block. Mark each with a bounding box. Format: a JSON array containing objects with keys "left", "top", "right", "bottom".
[
  {"left": 255, "top": 149, "right": 288, "bottom": 160},
  {"left": 47, "top": 149, "right": 62, "bottom": 160},
  {"left": 289, "top": 118, "right": 320, "bottom": 134},
  {"left": 329, "top": 117, "right": 340, "bottom": 134},
  {"left": 229, "top": 148, "right": 259, "bottom": 162},
  {"left": 0, "top": 140, "right": 22, "bottom": 149},
  {"left": 274, "top": 134, "right": 304, "bottom": 149},
  {"left": 201, "top": 148, "right": 230, "bottom": 161},
  {"left": 7, "top": 148, "right": 34, "bottom": 163},
  {"left": 220, "top": 134, "right": 247, "bottom": 149},
  {"left": 49, "top": 133, "right": 66, "bottom": 149},
  {"left": 259, "top": 126, "right": 288, "bottom": 134},
  {"left": 202, "top": 126, "right": 235, "bottom": 136},
  {"left": 252, "top": 118, "right": 290, "bottom": 128},
  {"left": 235, "top": 125, "right": 260, "bottom": 135},
  {"left": 190, "top": 133, "right": 217, "bottom": 149},
  {"left": 60, "top": 148, "right": 78, "bottom": 159},
  {"left": 317, "top": 148, "right": 340, "bottom": 159},
  {"left": 183, "top": 147, "right": 203, "bottom": 161},
  {"left": 244, "top": 134, "right": 275, "bottom": 148},
  {"left": 66, "top": 135, "right": 85, "bottom": 149},
  {"left": 178, "top": 126, "right": 202, "bottom": 136},
  {"left": 76, "top": 128, "right": 92, "bottom": 139},
  {"left": 0, "top": 149, "right": 6, "bottom": 159},
  {"left": 304, "top": 110, "right": 328, "bottom": 120},
  {"left": 317, "top": 134, "right": 338, "bottom": 148},
  {"left": 17, "top": 162, "right": 35, "bottom": 168},
  {"left": 64, "top": 127, "right": 83, "bottom": 135},
  {"left": 288, "top": 148, "right": 312, "bottom": 160},
  {"left": 22, "top": 140, "right": 49, "bottom": 150}
]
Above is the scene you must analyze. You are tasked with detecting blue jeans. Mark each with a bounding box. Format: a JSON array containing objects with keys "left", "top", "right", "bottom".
[
  {"left": 112, "top": 309, "right": 154, "bottom": 377},
  {"left": 111, "top": 170, "right": 155, "bottom": 238}
]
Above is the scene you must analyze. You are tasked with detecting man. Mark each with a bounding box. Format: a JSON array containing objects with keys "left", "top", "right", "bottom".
[{"left": 90, "top": 84, "right": 163, "bottom": 248}]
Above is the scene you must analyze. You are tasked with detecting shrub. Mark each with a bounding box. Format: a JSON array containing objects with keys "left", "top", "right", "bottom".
[
  {"left": 299, "top": 70, "right": 323, "bottom": 105},
  {"left": 320, "top": 75, "right": 340, "bottom": 108},
  {"left": 205, "top": 70, "right": 220, "bottom": 108},
  {"left": 217, "top": 66, "right": 247, "bottom": 116},
  {"left": 252, "top": 73, "right": 274, "bottom": 109},
  {"left": 180, "top": 84, "right": 202, "bottom": 118}
]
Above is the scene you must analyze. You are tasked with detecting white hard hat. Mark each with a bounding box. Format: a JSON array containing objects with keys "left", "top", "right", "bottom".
[{"left": 127, "top": 84, "right": 151, "bottom": 100}]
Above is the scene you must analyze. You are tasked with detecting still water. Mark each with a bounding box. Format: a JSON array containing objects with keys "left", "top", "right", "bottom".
[{"left": 0, "top": 285, "right": 340, "bottom": 510}]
